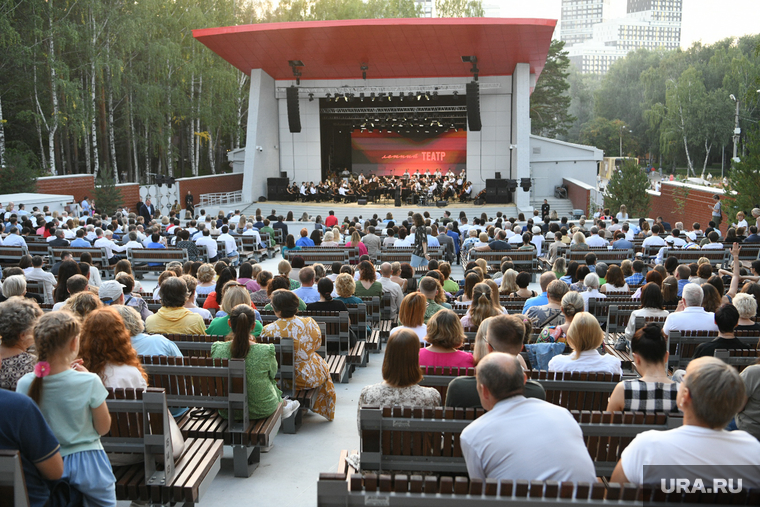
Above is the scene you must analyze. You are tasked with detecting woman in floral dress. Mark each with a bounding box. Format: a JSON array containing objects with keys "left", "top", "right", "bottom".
[{"left": 260, "top": 289, "right": 336, "bottom": 421}]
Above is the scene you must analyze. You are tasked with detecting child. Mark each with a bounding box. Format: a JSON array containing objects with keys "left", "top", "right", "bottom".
[{"left": 17, "top": 312, "right": 116, "bottom": 507}]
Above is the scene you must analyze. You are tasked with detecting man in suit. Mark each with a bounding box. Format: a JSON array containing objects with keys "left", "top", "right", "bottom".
[
  {"left": 541, "top": 199, "right": 550, "bottom": 222},
  {"left": 139, "top": 198, "right": 155, "bottom": 224},
  {"left": 48, "top": 228, "right": 70, "bottom": 247},
  {"left": 435, "top": 225, "right": 455, "bottom": 263},
  {"left": 361, "top": 226, "right": 382, "bottom": 260},
  {"left": 272, "top": 215, "right": 288, "bottom": 244}
]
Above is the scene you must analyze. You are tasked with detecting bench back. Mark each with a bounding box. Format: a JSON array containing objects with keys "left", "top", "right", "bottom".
[
  {"left": 50, "top": 246, "right": 108, "bottom": 268},
  {"left": 102, "top": 387, "right": 175, "bottom": 486},
  {"left": 137, "top": 357, "right": 249, "bottom": 431},
  {"left": 283, "top": 248, "right": 349, "bottom": 266},
  {"left": 419, "top": 366, "right": 475, "bottom": 400},
  {"left": 128, "top": 248, "right": 189, "bottom": 270},
  {"left": 25, "top": 242, "right": 51, "bottom": 260},
  {"left": 737, "top": 244, "right": 760, "bottom": 263},
  {"left": 568, "top": 249, "right": 634, "bottom": 265},
  {"left": 605, "top": 304, "right": 646, "bottom": 338},
  {"left": 528, "top": 371, "right": 621, "bottom": 411},
  {"left": 661, "top": 248, "right": 728, "bottom": 268},
  {"left": 259, "top": 310, "right": 350, "bottom": 354},
  {"left": 358, "top": 296, "right": 381, "bottom": 324},
  {"left": 344, "top": 303, "right": 369, "bottom": 341},
  {"left": 714, "top": 348, "right": 760, "bottom": 371},
  {"left": 0, "top": 245, "right": 28, "bottom": 266},
  {"left": 470, "top": 251, "right": 537, "bottom": 275},
  {"left": 0, "top": 450, "right": 29, "bottom": 507}
]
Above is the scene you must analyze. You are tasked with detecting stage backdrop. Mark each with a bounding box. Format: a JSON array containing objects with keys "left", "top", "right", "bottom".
[{"left": 351, "top": 130, "right": 466, "bottom": 176}]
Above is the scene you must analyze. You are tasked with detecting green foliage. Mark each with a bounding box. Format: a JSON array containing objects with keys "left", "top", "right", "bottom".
[
  {"left": 531, "top": 40, "right": 575, "bottom": 138},
  {"left": 579, "top": 117, "right": 631, "bottom": 156},
  {"left": 725, "top": 125, "right": 760, "bottom": 221},
  {"left": 435, "top": 0, "right": 484, "bottom": 17},
  {"left": 604, "top": 159, "right": 651, "bottom": 218},
  {"left": 565, "top": 68, "right": 601, "bottom": 143},
  {"left": 92, "top": 172, "right": 123, "bottom": 216},
  {"left": 0, "top": 148, "right": 40, "bottom": 193},
  {"left": 268, "top": 0, "right": 422, "bottom": 21}
]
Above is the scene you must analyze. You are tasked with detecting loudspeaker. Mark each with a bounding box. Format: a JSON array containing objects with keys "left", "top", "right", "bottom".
[
  {"left": 506, "top": 179, "right": 518, "bottom": 192},
  {"left": 258, "top": 196, "right": 267, "bottom": 202},
  {"left": 436, "top": 200, "right": 448, "bottom": 207},
  {"left": 495, "top": 172, "right": 502, "bottom": 179},
  {"left": 280, "top": 172, "right": 288, "bottom": 178},
  {"left": 486, "top": 187, "right": 497, "bottom": 197},
  {"left": 474, "top": 198, "right": 485, "bottom": 205},
  {"left": 521, "top": 178, "right": 532, "bottom": 191},
  {"left": 358, "top": 198, "right": 368, "bottom": 205},
  {"left": 466, "top": 81, "right": 482, "bottom": 132},
  {"left": 286, "top": 86, "right": 301, "bottom": 133},
  {"left": 497, "top": 187, "right": 510, "bottom": 196}
]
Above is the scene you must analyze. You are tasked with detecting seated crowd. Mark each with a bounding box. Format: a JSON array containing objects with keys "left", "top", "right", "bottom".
[{"left": 1, "top": 202, "right": 760, "bottom": 505}]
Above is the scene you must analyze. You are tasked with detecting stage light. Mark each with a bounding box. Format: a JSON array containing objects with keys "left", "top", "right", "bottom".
[
  {"left": 371, "top": 93, "right": 376, "bottom": 101},
  {"left": 361, "top": 63, "right": 368, "bottom": 80},
  {"left": 360, "top": 93, "right": 365, "bottom": 102},
  {"left": 520, "top": 178, "right": 532, "bottom": 192},
  {"left": 326, "top": 93, "right": 331, "bottom": 99},
  {"left": 387, "top": 92, "right": 393, "bottom": 101},
  {"left": 433, "top": 91, "right": 438, "bottom": 100},
  {"left": 453, "top": 91, "right": 458, "bottom": 97},
  {"left": 308, "top": 93, "right": 314, "bottom": 101}
]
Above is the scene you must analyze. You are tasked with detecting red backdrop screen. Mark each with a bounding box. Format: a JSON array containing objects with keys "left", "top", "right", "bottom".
[{"left": 351, "top": 130, "right": 466, "bottom": 176}]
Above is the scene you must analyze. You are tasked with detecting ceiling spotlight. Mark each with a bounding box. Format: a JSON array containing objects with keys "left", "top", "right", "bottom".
[
  {"left": 308, "top": 93, "right": 314, "bottom": 101},
  {"left": 453, "top": 91, "right": 458, "bottom": 97},
  {"left": 360, "top": 93, "right": 365, "bottom": 102},
  {"left": 388, "top": 92, "right": 393, "bottom": 101},
  {"left": 326, "top": 93, "right": 331, "bottom": 99},
  {"left": 371, "top": 93, "right": 376, "bottom": 101},
  {"left": 288, "top": 60, "right": 304, "bottom": 85}
]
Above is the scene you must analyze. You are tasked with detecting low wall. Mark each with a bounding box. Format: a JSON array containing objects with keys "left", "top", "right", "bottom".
[
  {"left": 116, "top": 183, "right": 140, "bottom": 211},
  {"left": 648, "top": 182, "right": 725, "bottom": 232},
  {"left": 36, "top": 174, "right": 94, "bottom": 203},
  {"left": 177, "top": 173, "right": 244, "bottom": 204},
  {"left": 563, "top": 178, "right": 593, "bottom": 215}
]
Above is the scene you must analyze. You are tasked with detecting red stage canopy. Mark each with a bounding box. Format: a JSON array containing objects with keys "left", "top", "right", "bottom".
[{"left": 193, "top": 18, "right": 556, "bottom": 81}]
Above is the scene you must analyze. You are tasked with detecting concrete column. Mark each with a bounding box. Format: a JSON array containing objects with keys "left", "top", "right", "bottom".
[
  {"left": 242, "top": 69, "right": 279, "bottom": 203},
  {"left": 511, "top": 63, "right": 531, "bottom": 211}
]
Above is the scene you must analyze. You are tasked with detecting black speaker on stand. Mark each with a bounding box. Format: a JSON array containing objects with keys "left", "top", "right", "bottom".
[
  {"left": 466, "top": 81, "right": 482, "bottom": 132},
  {"left": 286, "top": 86, "right": 301, "bottom": 133}
]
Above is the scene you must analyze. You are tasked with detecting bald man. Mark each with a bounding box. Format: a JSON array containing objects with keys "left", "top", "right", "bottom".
[
  {"left": 460, "top": 352, "right": 596, "bottom": 482},
  {"left": 377, "top": 262, "right": 403, "bottom": 320}
]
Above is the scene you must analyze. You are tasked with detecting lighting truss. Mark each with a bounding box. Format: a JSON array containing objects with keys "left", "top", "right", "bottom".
[{"left": 275, "top": 82, "right": 501, "bottom": 97}]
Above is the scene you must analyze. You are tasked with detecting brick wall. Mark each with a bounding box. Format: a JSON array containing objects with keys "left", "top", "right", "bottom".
[
  {"left": 116, "top": 183, "right": 140, "bottom": 211},
  {"left": 564, "top": 178, "right": 591, "bottom": 215},
  {"left": 648, "top": 182, "right": 726, "bottom": 233},
  {"left": 36, "top": 174, "right": 94, "bottom": 203},
  {"left": 177, "top": 173, "right": 244, "bottom": 203}
]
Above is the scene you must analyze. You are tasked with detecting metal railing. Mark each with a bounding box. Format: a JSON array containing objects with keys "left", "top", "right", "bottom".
[{"left": 198, "top": 190, "right": 243, "bottom": 206}]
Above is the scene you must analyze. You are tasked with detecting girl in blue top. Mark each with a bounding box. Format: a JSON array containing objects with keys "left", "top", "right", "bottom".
[{"left": 17, "top": 311, "right": 116, "bottom": 507}]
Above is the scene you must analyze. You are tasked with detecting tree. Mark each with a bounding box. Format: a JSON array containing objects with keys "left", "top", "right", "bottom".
[
  {"left": 580, "top": 117, "right": 627, "bottom": 156},
  {"left": 531, "top": 40, "right": 575, "bottom": 138},
  {"left": 435, "top": 0, "right": 484, "bottom": 17},
  {"left": 725, "top": 124, "right": 760, "bottom": 221},
  {"left": 566, "top": 67, "right": 601, "bottom": 143},
  {"left": 604, "top": 159, "right": 651, "bottom": 218},
  {"left": 0, "top": 147, "right": 40, "bottom": 193},
  {"left": 92, "top": 172, "right": 123, "bottom": 215}
]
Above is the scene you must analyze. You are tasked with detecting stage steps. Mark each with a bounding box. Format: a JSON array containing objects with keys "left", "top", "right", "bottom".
[{"left": 530, "top": 197, "right": 575, "bottom": 219}]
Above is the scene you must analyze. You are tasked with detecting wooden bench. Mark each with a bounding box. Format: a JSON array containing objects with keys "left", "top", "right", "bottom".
[
  {"left": 667, "top": 329, "right": 760, "bottom": 369},
  {"left": 359, "top": 296, "right": 383, "bottom": 352},
  {"left": 238, "top": 234, "right": 268, "bottom": 262},
  {"left": 470, "top": 251, "right": 539, "bottom": 280},
  {"left": 0, "top": 450, "right": 29, "bottom": 507},
  {"left": 137, "top": 357, "right": 282, "bottom": 477},
  {"left": 529, "top": 371, "right": 621, "bottom": 411},
  {"left": 715, "top": 348, "right": 760, "bottom": 370},
  {"left": 0, "top": 245, "right": 28, "bottom": 268},
  {"left": 26, "top": 242, "right": 51, "bottom": 262},
  {"left": 419, "top": 366, "right": 475, "bottom": 401},
  {"left": 104, "top": 387, "right": 223, "bottom": 504},
  {"left": 128, "top": 248, "right": 189, "bottom": 273},
  {"left": 736, "top": 243, "right": 760, "bottom": 268},
  {"left": 357, "top": 406, "right": 681, "bottom": 479},
  {"left": 344, "top": 303, "right": 369, "bottom": 368},
  {"left": 568, "top": 249, "right": 634, "bottom": 265},
  {"left": 318, "top": 471, "right": 749, "bottom": 506},
  {"left": 660, "top": 248, "right": 729, "bottom": 269},
  {"left": 283, "top": 248, "right": 350, "bottom": 267}
]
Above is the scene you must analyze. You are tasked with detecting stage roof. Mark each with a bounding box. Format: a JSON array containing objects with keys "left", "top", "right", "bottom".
[{"left": 193, "top": 18, "right": 556, "bottom": 81}]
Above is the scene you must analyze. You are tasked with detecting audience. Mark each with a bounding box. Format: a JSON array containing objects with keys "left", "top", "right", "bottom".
[
  {"left": 420, "top": 309, "right": 474, "bottom": 368},
  {"left": 0, "top": 297, "right": 43, "bottom": 390},
  {"left": 146, "top": 277, "right": 206, "bottom": 335},
  {"left": 662, "top": 283, "right": 719, "bottom": 335},
  {"left": 547, "top": 312, "right": 622, "bottom": 375},
  {"left": 390, "top": 293, "right": 428, "bottom": 344}
]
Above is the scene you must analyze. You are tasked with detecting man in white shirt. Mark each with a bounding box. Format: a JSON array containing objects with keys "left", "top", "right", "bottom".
[
  {"left": 94, "top": 229, "right": 128, "bottom": 264},
  {"left": 686, "top": 222, "right": 704, "bottom": 242},
  {"left": 665, "top": 229, "right": 686, "bottom": 247},
  {"left": 611, "top": 357, "right": 760, "bottom": 487},
  {"left": 377, "top": 263, "right": 404, "bottom": 320},
  {"left": 585, "top": 227, "right": 608, "bottom": 247},
  {"left": 394, "top": 229, "right": 412, "bottom": 247},
  {"left": 641, "top": 224, "right": 667, "bottom": 249},
  {"left": 228, "top": 211, "right": 241, "bottom": 226},
  {"left": 124, "top": 231, "right": 144, "bottom": 251},
  {"left": 507, "top": 225, "right": 524, "bottom": 245},
  {"left": 701, "top": 231, "right": 724, "bottom": 250},
  {"left": 195, "top": 229, "right": 218, "bottom": 262},
  {"left": 216, "top": 226, "right": 239, "bottom": 264},
  {"left": 25, "top": 256, "right": 57, "bottom": 304},
  {"left": 2, "top": 227, "right": 27, "bottom": 247},
  {"left": 460, "top": 353, "right": 597, "bottom": 483},
  {"left": 241, "top": 222, "right": 263, "bottom": 247},
  {"left": 459, "top": 217, "right": 471, "bottom": 239},
  {"left": 292, "top": 267, "right": 320, "bottom": 303},
  {"left": 662, "top": 283, "right": 719, "bottom": 335}
]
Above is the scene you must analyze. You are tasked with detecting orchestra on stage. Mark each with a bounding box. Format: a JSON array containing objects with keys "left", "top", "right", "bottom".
[{"left": 285, "top": 168, "right": 473, "bottom": 204}]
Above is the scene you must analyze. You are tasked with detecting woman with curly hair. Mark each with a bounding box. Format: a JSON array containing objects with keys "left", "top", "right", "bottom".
[
  {"left": 0, "top": 296, "right": 43, "bottom": 390},
  {"left": 62, "top": 291, "right": 103, "bottom": 320},
  {"left": 80, "top": 306, "right": 148, "bottom": 388},
  {"left": 420, "top": 309, "right": 474, "bottom": 368},
  {"left": 195, "top": 263, "right": 217, "bottom": 296},
  {"left": 354, "top": 260, "right": 382, "bottom": 297}
]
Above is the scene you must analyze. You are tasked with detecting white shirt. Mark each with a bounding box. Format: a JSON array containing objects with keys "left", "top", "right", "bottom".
[
  {"left": 390, "top": 324, "right": 428, "bottom": 344},
  {"left": 217, "top": 232, "right": 238, "bottom": 255},
  {"left": 124, "top": 240, "right": 143, "bottom": 251},
  {"left": 547, "top": 349, "right": 622, "bottom": 375},
  {"left": 102, "top": 363, "right": 148, "bottom": 389},
  {"left": 460, "top": 396, "right": 597, "bottom": 483},
  {"left": 394, "top": 238, "right": 412, "bottom": 247},
  {"left": 665, "top": 236, "right": 686, "bottom": 247},
  {"left": 620, "top": 425, "right": 760, "bottom": 487},
  {"left": 642, "top": 235, "right": 666, "bottom": 249},
  {"left": 94, "top": 236, "right": 127, "bottom": 259},
  {"left": 187, "top": 306, "right": 212, "bottom": 320},
  {"left": 2, "top": 233, "right": 27, "bottom": 247},
  {"left": 581, "top": 288, "right": 606, "bottom": 312},
  {"left": 195, "top": 235, "right": 218, "bottom": 259},
  {"left": 662, "top": 306, "right": 719, "bottom": 335},
  {"left": 625, "top": 308, "right": 670, "bottom": 340},
  {"left": 585, "top": 234, "right": 608, "bottom": 247},
  {"left": 702, "top": 242, "right": 724, "bottom": 249},
  {"left": 26, "top": 267, "right": 56, "bottom": 304},
  {"left": 531, "top": 235, "right": 544, "bottom": 253}
]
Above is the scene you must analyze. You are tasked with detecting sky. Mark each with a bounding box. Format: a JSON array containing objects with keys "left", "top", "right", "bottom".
[{"left": 488, "top": 0, "right": 758, "bottom": 49}]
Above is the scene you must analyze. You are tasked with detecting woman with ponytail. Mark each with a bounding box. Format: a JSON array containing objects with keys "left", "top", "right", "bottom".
[
  {"left": 17, "top": 311, "right": 116, "bottom": 506},
  {"left": 306, "top": 278, "right": 348, "bottom": 312},
  {"left": 460, "top": 283, "right": 501, "bottom": 328},
  {"left": 211, "top": 304, "right": 299, "bottom": 420}
]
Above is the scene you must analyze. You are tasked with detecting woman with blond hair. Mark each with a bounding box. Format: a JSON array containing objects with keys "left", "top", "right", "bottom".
[
  {"left": 206, "top": 283, "right": 263, "bottom": 336},
  {"left": 570, "top": 231, "right": 589, "bottom": 251},
  {"left": 420, "top": 309, "right": 474, "bottom": 368},
  {"left": 484, "top": 279, "right": 508, "bottom": 314},
  {"left": 547, "top": 312, "right": 622, "bottom": 374},
  {"left": 277, "top": 259, "right": 301, "bottom": 290},
  {"left": 321, "top": 231, "right": 339, "bottom": 247},
  {"left": 499, "top": 269, "right": 519, "bottom": 295},
  {"left": 195, "top": 263, "right": 217, "bottom": 296},
  {"left": 346, "top": 230, "right": 368, "bottom": 257},
  {"left": 616, "top": 205, "right": 629, "bottom": 221},
  {"left": 461, "top": 283, "right": 501, "bottom": 328},
  {"left": 390, "top": 262, "right": 407, "bottom": 292},
  {"left": 536, "top": 291, "right": 584, "bottom": 344}
]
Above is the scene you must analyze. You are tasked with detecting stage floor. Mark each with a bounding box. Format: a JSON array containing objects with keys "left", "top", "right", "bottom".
[{"left": 241, "top": 200, "right": 518, "bottom": 220}]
